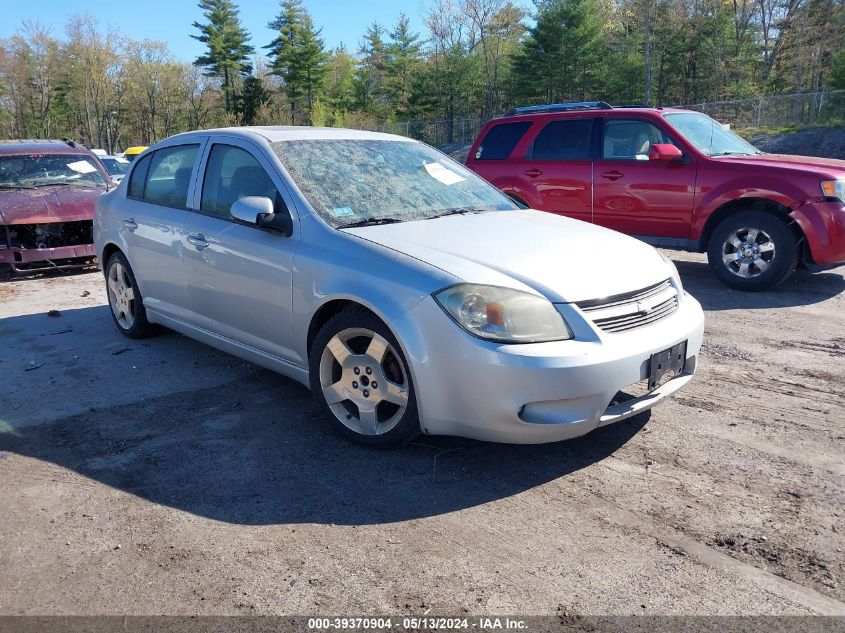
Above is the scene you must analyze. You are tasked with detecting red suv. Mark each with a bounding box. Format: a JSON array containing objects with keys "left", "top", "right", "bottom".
[{"left": 465, "top": 102, "right": 845, "bottom": 290}]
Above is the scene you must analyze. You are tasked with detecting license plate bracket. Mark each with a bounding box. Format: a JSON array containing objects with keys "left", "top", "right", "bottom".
[{"left": 648, "top": 341, "right": 687, "bottom": 391}]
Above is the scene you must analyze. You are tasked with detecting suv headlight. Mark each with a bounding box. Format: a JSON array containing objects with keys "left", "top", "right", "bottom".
[
  {"left": 434, "top": 284, "right": 572, "bottom": 343},
  {"left": 821, "top": 180, "right": 845, "bottom": 202}
]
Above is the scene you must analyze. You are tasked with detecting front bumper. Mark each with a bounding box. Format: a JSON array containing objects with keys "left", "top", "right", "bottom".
[
  {"left": 791, "top": 200, "right": 845, "bottom": 266},
  {"left": 0, "top": 243, "right": 96, "bottom": 272},
  {"left": 393, "top": 291, "right": 704, "bottom": 444}
]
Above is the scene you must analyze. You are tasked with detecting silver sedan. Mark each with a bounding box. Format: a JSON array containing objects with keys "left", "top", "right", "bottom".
[{"left": 94, "top": 127, "right": 704, "bottom": 447}]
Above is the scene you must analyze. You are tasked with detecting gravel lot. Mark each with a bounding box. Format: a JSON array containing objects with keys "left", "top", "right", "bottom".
[{"left": 1, "top": 252, "right": 843, "bottom": 616}]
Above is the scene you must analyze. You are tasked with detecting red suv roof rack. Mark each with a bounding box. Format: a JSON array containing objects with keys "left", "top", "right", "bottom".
[
  {"left": 503, "top": 101, "right": 614, "bottom": 116},
  {"left": 0, "top": 138, "right": 82, "bottom": 147}
]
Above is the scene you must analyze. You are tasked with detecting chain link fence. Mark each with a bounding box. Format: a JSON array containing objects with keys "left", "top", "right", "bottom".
[
  {"left": 681, "top": 90, "right": 845, "bottom": 132},
  {"left": 371, "top": 90, "right": 845, "bottom": 147},
  {"left": 374, "top": 118, "right": 488, "bottom": 148}
]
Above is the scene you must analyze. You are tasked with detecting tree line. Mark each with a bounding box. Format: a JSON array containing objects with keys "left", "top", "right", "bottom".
[{"left": 1, "top": 0, "right": 843, "bottom": 150}]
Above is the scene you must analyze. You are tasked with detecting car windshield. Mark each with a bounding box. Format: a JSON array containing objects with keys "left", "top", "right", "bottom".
[
  {"left": 664, "top": 112, "right": 761, "bottom": 156},
  {"left": 272, "top": 139, "right": 518, "bottom": 227},
  {"left": 0, "top": 153, "right": 108, "bottom": 189},
  {"left": 101, "top": 157, "right": 129, "bottom": 176}
]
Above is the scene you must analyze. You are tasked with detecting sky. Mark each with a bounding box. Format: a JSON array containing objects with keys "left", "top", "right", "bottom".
[{"left": 0, "top": 0, "right": 442, "bottom": 61}]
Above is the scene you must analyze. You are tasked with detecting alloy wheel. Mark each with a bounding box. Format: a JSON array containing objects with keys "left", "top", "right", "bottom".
[
  {"left": 318, "top": 327, "right": 410, "bottom": 436},
  {"left": 107, "top": 261, "right": 136, "bottom": 329},
  {"left": 721, "top": 227, "right": 776, "bottom": 278}
]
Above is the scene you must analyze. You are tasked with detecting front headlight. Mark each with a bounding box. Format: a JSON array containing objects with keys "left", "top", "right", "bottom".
[
  {"left": 434, "top": 284, "right": 572, "bottom": 343},
  {"left": 821, "top": 180, "right": 845, "bottom": 202}
]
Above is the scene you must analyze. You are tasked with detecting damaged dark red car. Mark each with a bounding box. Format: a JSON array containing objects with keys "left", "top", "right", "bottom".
[{"left": 0, "top": 140, "right": 111, "bottom": 273}]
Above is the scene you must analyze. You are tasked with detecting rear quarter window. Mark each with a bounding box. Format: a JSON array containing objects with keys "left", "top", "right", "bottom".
[
  {"left": 127, "top": 154, "right": 152, "bottom": 198},
  {"left": 474, "top": 122, "right": 531, "bottom": 160}
]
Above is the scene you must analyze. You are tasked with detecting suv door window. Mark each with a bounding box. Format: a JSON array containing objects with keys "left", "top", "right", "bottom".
[
  {"left": 529, "top": 119, "right": 594, "bottom": 160},
  {"left": 140, "top": 144, "right": 199, "bottom": 208},
  {"left": 601, "top": 119, "right": 672, "bottom": 160},
  {"left": 200, "top": 144, "right": 279, "bottom": 218},
  {"left": 474, "top": 122, "right": 531, "bottom": 160}
]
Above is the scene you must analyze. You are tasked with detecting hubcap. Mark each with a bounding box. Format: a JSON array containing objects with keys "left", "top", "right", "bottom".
[
  {"left": 318, "top": 327, "right": 409, "bottom": 436},
  {"left": 107, "top": 262, "right": 136, "bottom": 329},
  {"left": 721, "top": 227, "right": 775, "bottom": 279}
]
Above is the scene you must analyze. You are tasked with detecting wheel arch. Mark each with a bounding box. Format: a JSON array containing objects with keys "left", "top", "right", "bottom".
[
  {"left": 100, "top": 242, "right": 123, "bottom": 276},
  {"left": 306, "top": 297, "right": 419, "bottom": 367},
  {"left": 698, "top": 198, "right": 805, "bottom": 252},
  {"left": 306, "top": 299, "right": 380, "bottom": 359}
]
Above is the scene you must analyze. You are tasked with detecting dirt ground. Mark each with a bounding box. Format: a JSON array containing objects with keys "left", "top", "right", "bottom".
[{"left": 0, "top": 252, "right": 843, "bottom": 617}]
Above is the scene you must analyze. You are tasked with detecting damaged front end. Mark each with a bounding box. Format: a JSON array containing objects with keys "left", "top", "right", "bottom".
[
  {"left": 0, "top": 221, "right": 97, "bottom": 272},
  {"left": 0, "top": 144, "right": 111, "bottom": 273}
]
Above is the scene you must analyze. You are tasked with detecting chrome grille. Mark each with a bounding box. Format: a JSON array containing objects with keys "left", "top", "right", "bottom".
[{"left": 576, "top": 279, "right": 679, "bottom": 333}]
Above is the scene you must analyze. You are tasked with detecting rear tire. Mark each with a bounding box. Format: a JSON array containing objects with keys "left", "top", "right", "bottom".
[
  {"left": 105, "top": 251, "right": 155, "bottom": 338},
  {"left": 309, "top": 307, "right": 420, "bottom": 448},
  {"left": 707, "top": 211, "right": 798, "bottom": 291}
]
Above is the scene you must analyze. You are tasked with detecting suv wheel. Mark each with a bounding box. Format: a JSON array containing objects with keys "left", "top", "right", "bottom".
[
  {"left": 105, "top": 252, "right": 155, "bottom": 338},
  {"left": 310, "top": 308, "right": 420, "bottom": 448},
  {"left": 707, "top": 211, "right": 798, "bottom": 291}
]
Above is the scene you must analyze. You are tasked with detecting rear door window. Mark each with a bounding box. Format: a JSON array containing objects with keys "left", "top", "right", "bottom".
[
  {"left": 474, "top": 122, "right": 531, "bottom": 160},
  {"left": 138, "top": 144, "right": 200, "bottom": 208},
  {"left": 529, "top": 119, "right": 594, "bottom": 160}
]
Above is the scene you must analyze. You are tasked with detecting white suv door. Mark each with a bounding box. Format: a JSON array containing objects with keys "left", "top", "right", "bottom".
[{"left": 180, "top": 137, "right": 301, "bottom": 365}]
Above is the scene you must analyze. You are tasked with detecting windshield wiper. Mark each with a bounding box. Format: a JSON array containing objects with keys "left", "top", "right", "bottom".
[
  {"left": 337, "top": 217, "right": 403, "bottom": 229},
  {"left": 710, "top": 151, "right": 755, "bottom": 157},
  {"left": 32, "top": 181, "right": 95, "bottom": 188},
  {"left": 0, "top": 183, "right": 35, "bottom": 190},
  {"left": 425, "top": 207, "right": 489, "bottom": 220}
]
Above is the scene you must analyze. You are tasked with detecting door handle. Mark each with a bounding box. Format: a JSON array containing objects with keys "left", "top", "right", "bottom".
[
  {"left": 524, "top": 168, "right": 543, "bottom": 178},
  {"left": 186, "top": 234, "right": 209, "bottom": 250},
  {"left": 122, "top": 218, "right": 138, "bottom": 232},
  {"left": 600, "top": 170, "right": 624, "bottom": 181}
]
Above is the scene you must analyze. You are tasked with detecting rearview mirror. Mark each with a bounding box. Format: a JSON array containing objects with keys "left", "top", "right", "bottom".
[
  {"left": 230, "top": 196, "right": 293, "bottom": 236},
  {"left": 648, "top": 144, "right": 684, "bottom": 162}
]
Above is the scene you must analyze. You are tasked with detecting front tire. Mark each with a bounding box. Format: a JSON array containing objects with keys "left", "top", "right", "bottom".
[
  {"left": 309, "top": 308, "right": 420, "bottom": 448},
  {"left": 707, "top": 211, "right": 798, "bottom": 291},
  {"left": 105, "top": 251, "right": 155, "bottom": 338}
]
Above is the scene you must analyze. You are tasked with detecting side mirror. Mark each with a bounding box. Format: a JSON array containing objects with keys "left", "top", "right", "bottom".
[
  {"left": 230, "top": 196, "right": 293, "bottom": 236},
  {"left": 648, "top": 143, "right": 684, "bottom": 162}
]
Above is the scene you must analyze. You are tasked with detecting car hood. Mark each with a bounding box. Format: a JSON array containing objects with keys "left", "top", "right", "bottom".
[
  {"left": 343, "top": 210, "right": 671, "bottom": 303},
  {"left": 0, "top": 186, "right": 103, "bottom": 225},
  {"left": 716, "top": 153, "right": 845, "bottom": 177}
]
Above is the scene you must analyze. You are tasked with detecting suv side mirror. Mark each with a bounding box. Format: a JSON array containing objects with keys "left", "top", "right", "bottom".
[
  {"left": 648, "top": 143, "right": 684, "bottom": 162},
  {"left": 230, "top": 196, "right": 293, "bottom": 236}
]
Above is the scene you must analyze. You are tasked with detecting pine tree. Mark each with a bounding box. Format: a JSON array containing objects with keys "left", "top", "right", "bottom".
[
  {"left": 239, "top": 75, "right": 271, "bottom": 124},
  {"left": 511, "top": 0, "right": 606, "bottom": 104},
  {"left": 354, "top": 22, "right": 387, "bottom": 115},
  {"left": 326, "top": 45, "right": 357, "bottom": 113},
  {"left": 266, "top": 0, "right": 329, "bottom": 124},
  {"left": 191, "top": 0, "right": 254, "bottom": 114},
  {"left": 384, "top": 13, "right": 423, "bottom": 118}
]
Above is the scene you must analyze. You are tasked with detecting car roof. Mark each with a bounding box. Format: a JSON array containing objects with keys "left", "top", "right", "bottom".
[
  {"left": 165, "top": 126, "right": 414, "bottom": 144},
  {"left": 0, "top": 140, "right": 94, "bottom": 156}
]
